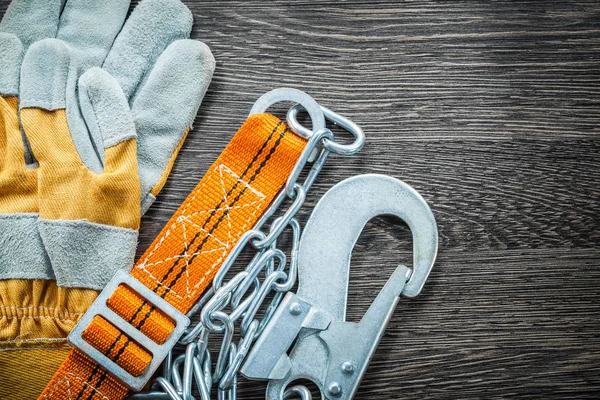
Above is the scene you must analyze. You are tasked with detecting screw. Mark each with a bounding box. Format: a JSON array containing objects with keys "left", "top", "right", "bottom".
[
  {"left": 289, "top": 302, "right": 302, "bottom": 315},
  {"left": 341, "top": 362, "right": 355, "bottom": 374},
  {"left": 328, "top": 382, "right": 342, "bottom": 397}
]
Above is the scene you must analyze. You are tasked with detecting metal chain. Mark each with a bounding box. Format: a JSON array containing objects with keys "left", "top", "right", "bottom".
[{"left": 130, "top": 115, "right": 363, "bottom": 400}]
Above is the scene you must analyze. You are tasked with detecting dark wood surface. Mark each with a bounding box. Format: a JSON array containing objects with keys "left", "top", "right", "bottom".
[{"left": 4, "top": 1, "right": 600, "bottom": 398}]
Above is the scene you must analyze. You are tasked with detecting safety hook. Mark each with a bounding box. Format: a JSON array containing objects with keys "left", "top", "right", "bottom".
[{"left": 240, "top": 174, "right": 438, "bottom": 399}]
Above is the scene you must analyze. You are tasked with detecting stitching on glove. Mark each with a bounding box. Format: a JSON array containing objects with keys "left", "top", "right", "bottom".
[{"left": 40, "top": 219, "right": 139, "bottom": 235}]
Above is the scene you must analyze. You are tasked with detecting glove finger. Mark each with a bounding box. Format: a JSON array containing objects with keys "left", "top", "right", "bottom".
[
  {"left": 20, "top": 38, "right": 82, "bottom": 167},
  {"left": 78, "top": 68, "right": 140, "bottom": 229},
  {"left": 103, "top": 0, "right": 193, "bottom": 101},
  {"left": 20, "top": 39, "right": 70, "bottom": 112},
  {"left": 0, "top": 33, "right": 35, "bottom": 165},
  {"left": 133, "top": 39, "right": 214, "bottom": 211},
  {"left": 0, "top": 97, "right": 14, "bottom": 165},
  {"left": 0, "top": 96, "right": 23, "bottom": 167},
  {"left": 57, "top": 0, "right": 131, "bottom": 65},
  {"left": 0, "top": 32, "right": 22, "bottom": 97},
  {"left": 78, "top": 67, "right": 137, "bottom": 176},
  {"left": 20, "top": 38, "right": 106, "bottom": 172},
  {"left": 0, "top": 0, "right": 62, "bottom": 47}
]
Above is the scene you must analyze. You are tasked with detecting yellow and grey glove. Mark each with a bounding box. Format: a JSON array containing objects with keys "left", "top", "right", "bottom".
[
  {"left": 6, "top": 0, "right": 214, "bottom": 289},
  {"left": 0, "top": 0, "right": 55, "bottom": 281},
  {"left": 22, "top": 58, "right": 142, "bottom": 289},
  {"left": 0, "top": 1, "right": 213, "bottom": 397}
]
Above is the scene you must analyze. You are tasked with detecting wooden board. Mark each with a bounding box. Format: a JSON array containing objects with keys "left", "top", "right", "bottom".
[{"left": 2, "top": 0, "right": 598, "bottom": 398}]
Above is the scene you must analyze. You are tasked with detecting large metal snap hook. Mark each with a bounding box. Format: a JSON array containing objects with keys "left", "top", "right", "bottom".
[{"left": 240, "top": 174, "right": 438, "bottom": 399}]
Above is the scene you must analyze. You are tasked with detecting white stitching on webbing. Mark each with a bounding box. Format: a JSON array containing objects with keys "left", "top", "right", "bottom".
[
  {"left": 139, "top": 248, "right": 228, "bottom": 270},
  {"left": 43, "top": 372, "right": 110, "bottom": 400},
  {"left": 136, "top": 164, "right": 266, "bottom": 300},
  {"left": 218, "top": 165, "right": 234, "bottom": 244}
]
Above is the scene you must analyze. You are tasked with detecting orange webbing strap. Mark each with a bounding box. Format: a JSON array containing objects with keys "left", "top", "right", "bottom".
[{"left": 38, "top": 114, "right": 306, "bottom": 400}]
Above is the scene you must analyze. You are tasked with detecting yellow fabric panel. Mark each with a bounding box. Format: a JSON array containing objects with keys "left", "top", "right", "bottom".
[
  {"left": 20, "top": 108, "right": 140, "bottom": 230},
  {"left": 0, "top": 96, "right": 38, "bottom": 214},
  {"left": 0, "top": 347, "right": 72, "bottom": 400},
  {"left": 150, "top": 127, "right": 190, "bottom": 197}
]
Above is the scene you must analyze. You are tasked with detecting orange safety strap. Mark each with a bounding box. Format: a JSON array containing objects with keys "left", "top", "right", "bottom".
[{"left": 38, "top": 113, "right": 306, "bottom": 400}]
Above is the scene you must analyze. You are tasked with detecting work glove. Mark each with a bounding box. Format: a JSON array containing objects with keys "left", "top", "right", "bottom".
[
  {"left": 0, "top": 4, "right": 94, "bottom": 399},
  {"left": 1, "top": 0, "right": 215, "bottom": 288},
  {"left": 0, "top": 0, "right": 215, "bottom": 398},
  {"left": 0, "top": 0, "right": 54, "bottom": 282}
]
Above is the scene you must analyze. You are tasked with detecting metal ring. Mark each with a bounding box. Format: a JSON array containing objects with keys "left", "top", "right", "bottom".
[
  {"left": 249, "top": 88, "right": 326, "bottom": 135},
  {"left": 287, "top": 104, "right": 365, "bottom": 156}
]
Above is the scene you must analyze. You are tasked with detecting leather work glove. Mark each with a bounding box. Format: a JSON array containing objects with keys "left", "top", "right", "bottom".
[
  {"left": 0, "top": 0, "right": 215, "bottom": 398},
  {"left": 0, "top": 5, "right": 90, "bottom": 399},
  {"left": 0, "top": 0, "right": 216, "bottom": 290},
  {"left": 12, "top": 0, "right": 215, "bottom": 288}
]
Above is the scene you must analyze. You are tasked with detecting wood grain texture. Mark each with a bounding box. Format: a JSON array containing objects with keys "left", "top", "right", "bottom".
[{"left": 1, "top": 0, "right": 599, "bottom": 398}]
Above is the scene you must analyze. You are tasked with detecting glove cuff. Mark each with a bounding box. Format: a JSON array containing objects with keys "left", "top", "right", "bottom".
[
  {"left": 0, "top": 213, "right": 53, "bottom": 280},
  {"left": 39, "top": 219, "right": 138, "bottom": 290}
]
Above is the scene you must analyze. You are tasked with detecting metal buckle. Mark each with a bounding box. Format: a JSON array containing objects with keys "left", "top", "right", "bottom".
[{"left": 68, "top": 270, "right": 191, "bottom": 391}]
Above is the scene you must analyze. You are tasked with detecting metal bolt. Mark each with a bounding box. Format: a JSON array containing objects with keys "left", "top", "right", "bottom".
[
  {"left": 341, "top": 361, "right": 355, "bottom": 374},
  {"left": 289, "top": 302, "right": 302, "bottom": 315},
  {"left": 328, "top": 382, "right": 342, "bottom": 397}
]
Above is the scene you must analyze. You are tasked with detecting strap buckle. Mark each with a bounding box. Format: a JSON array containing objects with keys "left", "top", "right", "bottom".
[{"left": 68, "top": 270, "right": 191, "bottom": 391}]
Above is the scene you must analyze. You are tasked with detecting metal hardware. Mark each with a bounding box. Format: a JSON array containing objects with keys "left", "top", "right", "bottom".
[
  {"left": 251, "top": 88, "right": 364, "bottom": 162},
  {"left": 240, "top": 174, "right": 438, "bottom": 399},
  {"left": 287, "top": 104, "right": 365, "bottom": 156},
  {"left": 250, "top": 88, "right": 326, "bottom": 135},
  {"left": 69, "top": 270, "right": 190, "bottom": 391},
  {"left": 282, "top": 130, "right": 333, "bottom": 198},
  {"left": 131, "top": 90, "right": 364, "bottom": 400},
  {"left": 284, "top": 385, "right": 313, "bottom": 400}
]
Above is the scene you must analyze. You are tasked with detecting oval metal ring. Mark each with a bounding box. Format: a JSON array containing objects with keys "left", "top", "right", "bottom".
[
  {"left": 249, "top": 88, "right": 326, "bottom": 136},
  {"left": 287, "top": 104, "right": 365, "bottom": 156}
]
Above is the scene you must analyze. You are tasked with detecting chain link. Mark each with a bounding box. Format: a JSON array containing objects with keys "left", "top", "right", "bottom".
[{"left": 129, "top": 122, "right": 359, "bottom": 400}]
